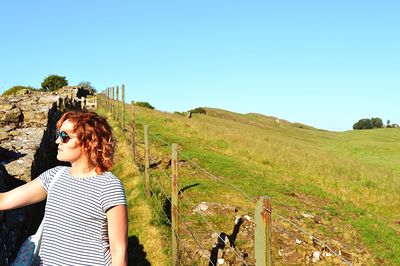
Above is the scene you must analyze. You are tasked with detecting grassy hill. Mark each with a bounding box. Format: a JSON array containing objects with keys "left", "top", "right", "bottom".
[{"left": 99, "top": 99, "right": 400, "bottom": 265}]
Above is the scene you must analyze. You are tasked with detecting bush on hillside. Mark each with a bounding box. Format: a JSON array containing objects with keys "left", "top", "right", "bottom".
[
  {"left": 353, "top": 117, "right": 383, "bottom": 130},
  {"left": 2, "top": 86, "right": 37, "bottom": 96},
  {"left": 135, "top": 101, "right": 154, "bottom": 110},
  {"left": 371, "top": 117, "right": 383, "bottom": 128},
  {"left": 188, "top": 107, "right": 207, "bottom": 115},
  {"left": 41, "top": 74, "right": 68, "bottom": 92}
]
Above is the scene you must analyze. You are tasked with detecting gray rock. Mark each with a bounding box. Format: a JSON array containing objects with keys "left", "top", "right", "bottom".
[{"left": 0, "top": 106, "right": 22, "bottom": 124}]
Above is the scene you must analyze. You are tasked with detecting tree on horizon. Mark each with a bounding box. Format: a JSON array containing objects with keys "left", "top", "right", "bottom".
[{"left": 41, "top": 74, "right": 68, "bottom": 92}]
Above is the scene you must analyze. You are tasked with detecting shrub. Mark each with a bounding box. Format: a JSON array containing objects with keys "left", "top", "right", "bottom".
[
  {"left": 2, "top": 86, "right": 37, "bottom": 96},
  {"left": 353, "top": 117, "right": 383, "bottom": 130},
  {"left": 371, "top": 117, "right": 383, "bottom": 128},
  {"left": 353, "top": 119, "right": 373, "bottom": 130},
  {"left": 188, "top": 107, "right": 207, "bottom": 115},
  {"left": 135, "top": 101, "right": 154, "bottom": 109},
  {"left": 41, "top": 74, "right": 68, "bottom": 92}
]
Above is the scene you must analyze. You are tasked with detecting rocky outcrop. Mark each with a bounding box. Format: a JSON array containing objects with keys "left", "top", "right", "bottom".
[{"left": 0, "top": 91, "right": 81, "bottom": 264}]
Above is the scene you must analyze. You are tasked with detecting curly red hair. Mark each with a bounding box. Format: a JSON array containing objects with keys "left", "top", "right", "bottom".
[{"left": 56, "top": 110, "right": 116, "bottom": 174}]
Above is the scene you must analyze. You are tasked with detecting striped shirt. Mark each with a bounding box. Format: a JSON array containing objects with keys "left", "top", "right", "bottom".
[{"left": 38, "top": 166, "right": 127, "bottom": 266}]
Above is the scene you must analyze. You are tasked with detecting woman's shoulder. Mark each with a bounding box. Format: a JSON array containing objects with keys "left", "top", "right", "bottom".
[
  {"left": 101, "top": 171, "right": 122, "bottom": 183},
  {"left": 38, "top": 166, "right": 70, "bottom": 190},
  {"left": 40, "top": 165, "right": 69, "bottom": 177}
]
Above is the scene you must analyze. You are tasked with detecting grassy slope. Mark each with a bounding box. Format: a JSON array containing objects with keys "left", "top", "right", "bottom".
[{"left": 100, "top": 99, "right": 400, "bottom": 265}]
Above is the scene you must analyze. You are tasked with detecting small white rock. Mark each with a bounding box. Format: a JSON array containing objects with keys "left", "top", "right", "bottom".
[
  {"left": 17, "top": 159, "right": 24, "bottom": 163},
  {"left": 193, "top": 202, "right": 208, "bottom": 213},
  {"left": 295, "top": 239, "right": 302, "bottom": 244},
  {"left": 323, "top": 252, "right": 332, "bottom": 257},
  {"left": 217, "top": 258, "right": 225, "bottom": 265},
  {"left": 312, "top": 251, "right": 321, "bottom": 262}
]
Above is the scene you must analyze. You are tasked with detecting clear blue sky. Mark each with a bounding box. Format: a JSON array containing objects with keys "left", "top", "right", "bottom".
[{"left": 1, "top": 1, "right": 398, "bottom": 131}]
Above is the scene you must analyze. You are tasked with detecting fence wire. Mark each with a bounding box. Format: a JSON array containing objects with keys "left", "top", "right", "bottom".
[
  {"left": 104, "top": 98, "right": 354, "bottom": 266},
  {"left": 148, "top": 153, "right": 250, "bottom": 266},
  {"left": 149, "top": 171, "right": 217, "bottom": 266}
]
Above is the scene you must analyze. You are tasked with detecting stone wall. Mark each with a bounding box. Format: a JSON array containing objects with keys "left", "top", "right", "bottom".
[{"left": 0, "top": 91, "right": 81, "bottom": 264}]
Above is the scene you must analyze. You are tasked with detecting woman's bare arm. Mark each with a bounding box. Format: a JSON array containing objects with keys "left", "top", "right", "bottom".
[
  {"left": 0, "top": 178, "right": 47, "bottom": 211},
  {"left": 107, "top": 204, "right": 128, "bottom": 266}
]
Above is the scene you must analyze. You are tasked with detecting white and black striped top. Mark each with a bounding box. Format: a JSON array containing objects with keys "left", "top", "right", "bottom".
[{"left": 38, "top": 166, "right": 127, "bottom": 266}]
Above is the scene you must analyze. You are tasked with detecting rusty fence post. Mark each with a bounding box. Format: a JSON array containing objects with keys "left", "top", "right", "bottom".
[
  {"left": 255, "top": 196, "right": 272, "bottom": 266},
  {"left": 171, "top": 143, "right": 179, "bottom": 266},
  {"left": 144, "top": 125, "right": 150, "bottom": 197}
]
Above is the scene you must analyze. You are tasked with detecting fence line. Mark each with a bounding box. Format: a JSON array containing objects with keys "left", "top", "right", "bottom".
[
  {"left": 143, "top": 130, "right": 352, "bottom": 265},
  {"left": 99, "top": 92, "right": 354, "bottom": 266},
  {"left": 145, "top": 126, "right": 352, "bottom": 265}
]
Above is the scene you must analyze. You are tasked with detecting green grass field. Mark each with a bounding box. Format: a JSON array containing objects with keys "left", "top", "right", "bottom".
[{"left": 99, "top": 97, "right": 400, "bottom": 265}]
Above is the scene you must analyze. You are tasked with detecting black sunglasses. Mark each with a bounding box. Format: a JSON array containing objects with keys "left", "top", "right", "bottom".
[{"left": 56, "top": 131, "right": 71, "bottom": 143}]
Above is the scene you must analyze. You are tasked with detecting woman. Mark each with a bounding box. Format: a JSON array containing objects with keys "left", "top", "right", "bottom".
[{"left": 0, "top": 110, "right": 128, "bottom": 266}]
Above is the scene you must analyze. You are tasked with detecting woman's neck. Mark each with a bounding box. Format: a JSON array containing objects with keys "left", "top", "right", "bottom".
[{"left": 70, "top": 161, "right": 97, "bottom": 178}]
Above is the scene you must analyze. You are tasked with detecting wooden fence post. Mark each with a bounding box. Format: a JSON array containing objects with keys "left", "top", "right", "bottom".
[
  {"left": 106, "top": 88, "right": 109, "bottom": 111},
  {"left": 115, "top": 85, "right": 119, "bottom": 122},
  {"left": 144, "top": 125, "right": 150, "bottom": 197},
  {"left": 255, "top": 196, "right": 272, "bottom": 266},
  {"left": 131, "top": 101, "right": 136, "bottom": 162},
  {"left": 112, "top": 87, "right": 115, "bottom": 118},
  {"left": 108, "top": 87, "right": 111, "bottom": 113},
  {"left": 171, "top": 143, "right": 179, "bottom": 266},
  {"left": 121, "top": 84, "right": 125, "bottom": 130}
]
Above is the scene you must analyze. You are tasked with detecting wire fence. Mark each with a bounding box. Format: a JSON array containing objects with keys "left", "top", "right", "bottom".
[
  {"left": 148, "top": 154, "right": 250, "bottom": 266},
  {"left": 99, "top": 93, "right": 354, "bottom": 266},
  {"left": 143, "top": 125, "right": 351, "bottom": 265}
]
